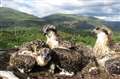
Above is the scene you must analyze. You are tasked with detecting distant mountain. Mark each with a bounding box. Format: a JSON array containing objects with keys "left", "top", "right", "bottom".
[
  {"left": 105, "top": 21, "right": 120, "bottom": 31},
  {"left": 0, "top": 7, "right": 38, "bottom": 20},
  {"left": 0, "top": 7, "right": 46, "bottom": 28},
  {"left": 0, "top": 7, "right": 119, "bottom": 49},
  {"left": 43, "top": 14, "right": 120, "bottom": 31},
  {"left": 0, "top": 7, "right": 119, "bottom": 31},
  {"left": 43, "top": 14, "right": 105, "bottom": 30}
]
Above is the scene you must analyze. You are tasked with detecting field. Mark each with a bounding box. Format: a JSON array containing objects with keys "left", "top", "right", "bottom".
[
  {"left": 0, "top": 7, "right": 120, "bottom": 49},
  {"left": 0, "top": 26, "right": 120, "bottom": 49}
]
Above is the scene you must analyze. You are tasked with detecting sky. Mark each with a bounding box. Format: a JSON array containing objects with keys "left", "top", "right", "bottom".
[{"left": 1, "top": 0, "right": 120, "bottom": 21}]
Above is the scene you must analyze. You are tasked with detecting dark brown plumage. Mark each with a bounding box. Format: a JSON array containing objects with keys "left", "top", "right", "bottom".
[
  {"left": 105, "top": 57, "right": 120, "bottom": 75},
  {"left": 19, "top": 40, "right": 48, "bottom": 53},
  {"left": 9, "top": 52, "right": 36, "bottom": 73},
  {"left": 51, "top": 48, "right": 90, "bottom": 75},
  {"left": 0, "top": 49, "right": 18, "bottom": 70},
  {"left": 8, "top": 40, "right": 52, "bottom": 74},
  {"left": 110, "top": 43, "right": 120, "bottom": 52}
]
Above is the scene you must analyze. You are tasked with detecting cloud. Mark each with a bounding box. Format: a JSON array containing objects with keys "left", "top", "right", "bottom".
[
  {"left": 2, "top": 0, "right": 120, "bottom": 21},
  {"left": 95, "top": 15, "right": 120, "bottom": 21}
]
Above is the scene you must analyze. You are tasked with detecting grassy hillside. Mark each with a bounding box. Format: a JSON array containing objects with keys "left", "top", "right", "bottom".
[
  {"left": 43, "top": 14, "right": 104, "bottom": 30},
  {"left": 0, "top": 7, "right": 119, "bottom": 49},
  {"left": 43, "top": 14, "right": 120, "bottom": 31},
  {"left": 0, "top": 7, "right": 46, "bottom": 28},
  {"left": 0, "top": 7, "right": 38, "bottom": 20},
  {"left": 43, "top": 14, "right": 103, "bottom": 25},
  {"left": 0, "top": 7, "right": 45, "bottom": 48}
]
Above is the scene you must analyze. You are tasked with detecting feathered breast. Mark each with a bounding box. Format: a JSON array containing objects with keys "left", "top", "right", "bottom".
[
  {"left": 9, "top": 52, "right": 36, "bottom": 71},
  {"left": 52, "top": 48, "right": 89, "bottom": 73}
]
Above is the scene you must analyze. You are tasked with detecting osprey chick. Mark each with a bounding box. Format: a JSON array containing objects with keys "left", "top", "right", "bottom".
[
  {"left": 93, "top": 26, "right": 120, "bottom": 75},
  {"left": 9, "top": 40, "right": 52, "bottom": 73},
  {"left": 42, "top": 24, "right": 74, "bottom": 49},
  {"left": 51, "top": 48, "right": 90, "bottom": 77},
  {"left": 9, "top": 53, "right": 36, "bottom": 73}
]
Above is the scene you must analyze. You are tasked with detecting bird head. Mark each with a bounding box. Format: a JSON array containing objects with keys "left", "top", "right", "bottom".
[
  {"left": 93, "top": 25, "right": 112, "bottom": 40},
  {"left": 93, "top": 25, "right": 113, "bottom": 46},
  {"left": 42, "top": 24, "right": 57, "bottom": 37},
  {"left": 35, "top": 47, "right": 52, "bottom": 66},
  {"left": 93, "top": 25, "right": 112, "bottom": 36}
]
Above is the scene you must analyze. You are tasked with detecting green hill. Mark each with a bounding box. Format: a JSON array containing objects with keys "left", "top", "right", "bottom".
[
  {"left": 0, "top": 7, "right": 118, "bottom": 31},
  {"left": 0, "top": 7, "right": 46, "bottom": 28},
  {"left": 0, "top": 7, "right": 46, "bottom": 48},
  {"left": 105, "top": 21, "right": 120, "bottom": 31},
  {"left": 43, "top": 14, "right": 104, "bottom": 30},
  {"left": 0, "top": 8, "right": 119, "bottom": 49},
  {"left": 0, "top": 7, "right": 38, "bottom": 20}
]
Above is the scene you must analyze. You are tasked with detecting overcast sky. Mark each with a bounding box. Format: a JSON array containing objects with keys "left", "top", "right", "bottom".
[{"left": 1, "top": 0, "right": 120, "bottom": 21}]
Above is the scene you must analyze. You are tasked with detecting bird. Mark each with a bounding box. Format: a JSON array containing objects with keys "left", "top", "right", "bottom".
[
  {"left": 42, "top": 24, "right": 75, "bottom": 49},
  {"left": 42, "top": 25, "right": 92, "bottom": 76},
  {"left": 50, "top": 47, "right": 91, "bottom": 77},
  {"left": 92, "top": 26, "right": 120, "bottom": 75},
  {"left": 8, "top": 52, "right": 36, "bottom": 73},
  {"left": 0, "top": 48, "right": 19, "bottom": 70},
  {"left": 18, "top": 40, "right": 48, "bottom": 56},
  {"left": 8, "top": 40, "right": 53, "bottom": 74}
]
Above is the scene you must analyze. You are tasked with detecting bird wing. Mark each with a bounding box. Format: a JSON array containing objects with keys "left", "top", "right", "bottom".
[{"left": 110, "top": 43, "right": 120, "bottom": 52}]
